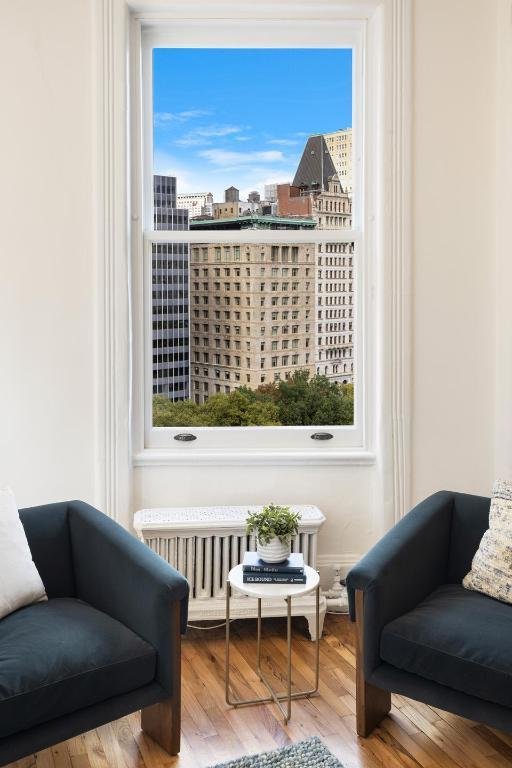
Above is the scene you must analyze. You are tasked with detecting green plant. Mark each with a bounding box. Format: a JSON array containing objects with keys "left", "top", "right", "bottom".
[{"left": 246, "top": 503, "right": 300, "bottom": 544}]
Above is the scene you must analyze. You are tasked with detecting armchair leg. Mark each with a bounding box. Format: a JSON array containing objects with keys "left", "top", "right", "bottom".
[
  {"left": 141, "top": 697, "right": 180, "bottom": 755},
  {"left": 141, "top": 601, "right": 182, "bottom": 755},
  {"left": 355, "top": 590, "right": 391, "bottom": 737}
]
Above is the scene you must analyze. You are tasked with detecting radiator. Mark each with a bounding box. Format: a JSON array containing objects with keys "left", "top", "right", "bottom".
[{"left": 134, "top": 505, "right": 326, "bottom": 640}]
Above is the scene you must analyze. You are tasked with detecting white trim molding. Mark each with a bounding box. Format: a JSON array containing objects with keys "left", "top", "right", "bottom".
[
  {"left": 94, "top": 0, "right": 133, "bottom": 522},
  {"left": 316, "top": 553, "right": 363, "bottom": 576},
  {"left": 133, "top": 449, "right": 376, "bottom": 468},
  {"left": 388, "top": 0, "right": 412, "bottom": 521},
  {"left": 391, "top": 0, "right": 412, "bottom": 521}
]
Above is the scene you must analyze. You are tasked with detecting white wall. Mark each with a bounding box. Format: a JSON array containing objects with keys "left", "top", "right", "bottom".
[
  {"left": 0, "top": 1, "right": 96, "bottom": 508},
  {"left": 494, "top": 0, "right": 512, "bottom": 482},
  {"left": 134, "top": 463, "right": 379, "bottom": 567},
  {"left": 411, "top": 0, "right": 497, "bottom": 502},
  {"left": 0, "top": 0, "right": 507, "bottom": 561}
]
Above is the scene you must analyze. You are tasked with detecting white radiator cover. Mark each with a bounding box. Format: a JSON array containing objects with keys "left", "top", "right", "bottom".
[{"left": 134, "top": 505, "right": 327, "bottom": 640}]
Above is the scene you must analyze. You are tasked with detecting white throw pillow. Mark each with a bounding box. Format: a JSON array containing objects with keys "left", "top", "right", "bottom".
[
  {"left": 0, "top": 487, "right": 47, "bottom": 619},
  {"left": 463, "top": 479, "right": 512, "bottom": 604}
]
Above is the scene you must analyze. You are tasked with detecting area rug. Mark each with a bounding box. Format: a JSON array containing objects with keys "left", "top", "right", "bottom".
[{"left": 207, "top": 736, "right": 343, "bottom": 767}]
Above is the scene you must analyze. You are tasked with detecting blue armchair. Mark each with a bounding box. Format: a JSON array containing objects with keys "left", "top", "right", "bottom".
[
  {"left": 0, "top": 501, "right": 189, "bottom": 766},
  {"left": 347, "top": 491, "right": 512, "bottom": 736}
]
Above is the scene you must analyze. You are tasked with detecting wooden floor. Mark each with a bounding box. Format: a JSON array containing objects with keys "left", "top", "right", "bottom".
[{"left": 9, "top": 614, "right": 512, "bottom": 768}]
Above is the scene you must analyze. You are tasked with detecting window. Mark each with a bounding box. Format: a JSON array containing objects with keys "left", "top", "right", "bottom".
[{"left": 136, "top": 9, "right": 370, "bottom": 453}]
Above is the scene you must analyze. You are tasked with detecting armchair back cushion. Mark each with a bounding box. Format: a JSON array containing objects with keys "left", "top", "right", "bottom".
[
  {"left": 447, "top": 493, "right": 490, "bottom": 583},
  {"left": 19, "top": 503, "right": 75, "bottom": 598},
  {"left": 68, "top": 501, "right": 189, "bottom": 696}
]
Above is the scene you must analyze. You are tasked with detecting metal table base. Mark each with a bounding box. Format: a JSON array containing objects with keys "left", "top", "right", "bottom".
[{"left": 225, "top": 581, "right": 320, "bottom": 724}]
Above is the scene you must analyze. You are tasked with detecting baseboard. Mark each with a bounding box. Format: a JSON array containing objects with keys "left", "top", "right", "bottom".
[{"left": 316, "top": 553, "right": 362, "bottom": 579}]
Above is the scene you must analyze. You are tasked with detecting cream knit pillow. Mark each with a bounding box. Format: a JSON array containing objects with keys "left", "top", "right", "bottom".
[
  {"left": 0, "top": 487, "right": 47, "bottom": 619},
  {"left": 463, "top": 479, "right": 512, "bottom": 604}
]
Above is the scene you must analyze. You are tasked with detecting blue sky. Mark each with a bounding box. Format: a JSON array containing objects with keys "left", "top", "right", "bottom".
[{"left": 153, "top": 49, "right": 352, "bottom": 201}]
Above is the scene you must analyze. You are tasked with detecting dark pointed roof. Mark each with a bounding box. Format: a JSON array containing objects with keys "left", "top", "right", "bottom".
[{"left": 292, "top": 135, "right": 336, "bottom": 191}]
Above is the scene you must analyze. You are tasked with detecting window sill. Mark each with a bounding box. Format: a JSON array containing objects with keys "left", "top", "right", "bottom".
[{"left": 133, "top": 449, "right": 376, "bottom": 468}]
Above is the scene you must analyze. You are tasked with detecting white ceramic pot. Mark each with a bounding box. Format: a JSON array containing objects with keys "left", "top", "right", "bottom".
[{"left": 257, "top": 536, "right": 291, "bottom": 563}]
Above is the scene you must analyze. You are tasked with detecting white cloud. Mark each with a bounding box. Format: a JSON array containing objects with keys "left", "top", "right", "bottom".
[
  {"left": 199, "top": 149, "right": 285, "bottom": 166},
  {"left": 267, "top": 138, "right": 300, "bottom": 147},
  {"left": 154, "top": 109, "right": 211, "bottom": 126},
  {"left": 195, "top": 125, "right": 245, "bottom": 138},
  {"left": 175, "top": 124, "right": 248, "bottom": 147},
  {"left": 179, "top": 109, "right": 211, "bottom": 119},
  {"left": 174, "top": 136, "right": 211, "bottom": 148}
]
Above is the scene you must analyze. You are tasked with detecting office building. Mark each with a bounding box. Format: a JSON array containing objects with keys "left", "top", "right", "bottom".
[
  {"left": 323, "top": 128, "right": 353, "bottom": 194},
  {"left": 212, "top": 190, "right": 264, "bottom": 220},
  {"left": 188, "top": 218, "right": 317, "bottom": 403},
  {"left": 176, "top": 192, "right": 213, "bottom": 220},
  {"left": 283, "top": 137, "right": 355, "bottom": 384},
  {"left": 292, "top": 135, "right": 337, "bottom": 191},
  {"left": 277, "top": 176, "right": 352, "bottom": 231},
  {"left": 316, "top": 241, "right": 355, "bottom": 384},
  {"left": 212, "top": 200, "right": 247, "bottom": 219},
  {"left": 264, "top": 183, "right": 278, "bottom": 202},
  {"left": 152, "top": 174, "right": 190, "bottom": 401}
]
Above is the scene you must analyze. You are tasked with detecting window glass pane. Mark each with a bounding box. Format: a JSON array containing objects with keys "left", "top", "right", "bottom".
[
  {"left": 150, "top": 47, "right": 356, "bottom": 429},
  {"left": 151, "top": 238, "right": 355, "bottom": 427},
  {"left": 152, "top": 49, "right": 353, "bottom": 229}
]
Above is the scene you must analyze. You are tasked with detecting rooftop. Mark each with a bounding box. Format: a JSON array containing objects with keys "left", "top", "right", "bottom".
[{"left": 189, "top": 215, "right": 317, "bottom": 231}]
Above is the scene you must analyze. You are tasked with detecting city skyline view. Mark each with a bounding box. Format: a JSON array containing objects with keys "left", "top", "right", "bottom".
[{"left": 153, "top": 48, "right": 352, "bottom": 200}]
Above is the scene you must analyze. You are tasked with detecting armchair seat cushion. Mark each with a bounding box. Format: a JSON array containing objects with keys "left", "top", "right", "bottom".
[
  {"left": 380, "top": 584, "right": 512, "bottom": 708},
  {"left": 0, "top": 598, "right": 156, "bottom": 739}
]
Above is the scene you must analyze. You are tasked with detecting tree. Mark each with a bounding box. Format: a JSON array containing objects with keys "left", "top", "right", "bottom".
[
  {"left": 257, "top": 370, "right": 354, "bottom": 426},
  {"left": 153, "top": 396, "right": 204, "bottom": 427},
  {"left": 153, "top": 390, "right": 281, "bottom": 427},
  {"left": 152, "top": 370, "right": 354, "bottom": 428},
  {"left": 201, "top": 390, "right": 280, "bottom": 426}
]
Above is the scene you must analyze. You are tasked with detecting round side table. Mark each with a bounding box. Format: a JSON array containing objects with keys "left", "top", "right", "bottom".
[{"left": 225, "top": 564, "right": 320, "bottom": 724}]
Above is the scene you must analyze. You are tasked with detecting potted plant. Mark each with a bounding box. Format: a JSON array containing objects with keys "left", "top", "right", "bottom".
[{"left": 246, "top": 504, "right": 301, "bottom": 563}]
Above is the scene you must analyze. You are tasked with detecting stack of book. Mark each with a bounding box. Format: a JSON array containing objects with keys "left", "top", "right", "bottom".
[{"left": 242, "top": 551, "right": 306, "bottom": 584}]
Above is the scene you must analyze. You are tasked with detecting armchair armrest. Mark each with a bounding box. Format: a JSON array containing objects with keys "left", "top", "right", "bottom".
[
  {"left": 68, "top": 501, "right": 189, "bottom": 696},
  {"left": 346, "top": 491, "right": 454, "bottom": 677}
]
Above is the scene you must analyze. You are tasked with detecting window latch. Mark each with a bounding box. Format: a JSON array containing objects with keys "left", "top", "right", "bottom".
[
  {"left": 174, "top": 433, "right": 197, "bottom": 442},
  {"left": 310, "top": 432, "right": 333, "bottom": 441}
]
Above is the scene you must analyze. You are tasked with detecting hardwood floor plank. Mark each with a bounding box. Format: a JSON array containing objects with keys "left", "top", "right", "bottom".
[
  {"left": 381, "top": 718, "right": 442, "bottom": 768},
  {"left": 473, "top": 726, "right": 512, "bottom": 762},
  {"left": 50, "top": 743, "right": 73, "bottom": 768},
  {"left": 34, "top": 750, "right": 55, "bottom": 768}
]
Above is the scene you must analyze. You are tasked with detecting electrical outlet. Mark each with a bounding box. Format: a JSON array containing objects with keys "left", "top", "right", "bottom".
[{"left": 318, "top": 563, "right": 344, "bottom": 592}]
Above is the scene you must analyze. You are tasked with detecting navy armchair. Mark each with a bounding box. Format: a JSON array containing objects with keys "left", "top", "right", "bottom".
[
  {"left": 347, "top": 491, "right": 512, "bottom": 737},
  {"left": 0, "top": 501, "right": 189, "bottom": 766}
]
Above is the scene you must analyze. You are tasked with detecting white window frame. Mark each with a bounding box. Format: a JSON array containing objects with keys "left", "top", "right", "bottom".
[
  {"left": 100, "top": 0, "right": 413, "bottom": 481},
  {"left": 132, "top": 14, "right": 373, "bottom": 460}
]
